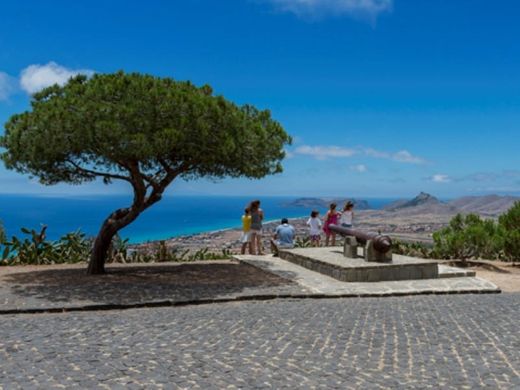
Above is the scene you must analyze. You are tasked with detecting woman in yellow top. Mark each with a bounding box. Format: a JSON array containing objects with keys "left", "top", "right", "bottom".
[{"left": 241, "top": 207, "right": 253, "bottom": 254}]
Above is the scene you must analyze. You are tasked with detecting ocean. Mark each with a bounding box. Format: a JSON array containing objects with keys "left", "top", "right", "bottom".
[{"left": 0, "top": 195, "right": 394, "bottom": 243}]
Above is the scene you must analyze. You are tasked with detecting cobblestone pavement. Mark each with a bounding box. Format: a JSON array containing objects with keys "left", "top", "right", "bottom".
[{"left": 1, "top": 294, "right": 519, "bottom": 389}]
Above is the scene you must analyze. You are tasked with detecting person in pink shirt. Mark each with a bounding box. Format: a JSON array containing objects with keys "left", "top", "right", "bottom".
[{"left": 323, "top": 203, "right": 339, "bottom": 246}]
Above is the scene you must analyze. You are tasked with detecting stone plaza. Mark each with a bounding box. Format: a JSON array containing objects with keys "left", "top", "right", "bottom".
[
  {"left": 0, "top": 294, "right": 519, "bottom": 389},
  {"left": 0, "top": 249, "right": 518, "bottom": 388}
]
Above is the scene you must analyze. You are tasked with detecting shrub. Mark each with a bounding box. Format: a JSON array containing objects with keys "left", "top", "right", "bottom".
[
  {"left": 392, "top": 240, "right": 433, "bottom": 258},
  {"left": 1, "top": 226, "right": 91, "bottom": 265},
  {"left": 432, "top": 213, "right": 501, "bottom": 261},
  {"left": 498, "top": 201, "right": 520, "bottom": 261},
  {"left": 122, "top": 245, "right": 232, "bottom": 263},
  {"left": 295, "top": 236, "right": 312, "bottom": 248}
]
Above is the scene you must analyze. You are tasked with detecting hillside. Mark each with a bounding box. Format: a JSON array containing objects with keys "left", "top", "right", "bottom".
[
  {"left": 448, "top": 195, "right": 519, "bottom": 216},
  {"left": 382, "top": 192, "right": 518, "bottom": 217},
  {"left": 384, "top": 192, "right": 441, "bottom": 211}
]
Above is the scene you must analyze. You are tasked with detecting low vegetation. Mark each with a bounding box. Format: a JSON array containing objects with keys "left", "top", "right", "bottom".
[
  {"left": 394, "top": 201, "right": 520, "bottom": 262},
  {"left": 1, "top": 202, "right": 518, "bottom": 266},
  {"left": 0, "top": 225, "right": 230, "bottom": 266}
]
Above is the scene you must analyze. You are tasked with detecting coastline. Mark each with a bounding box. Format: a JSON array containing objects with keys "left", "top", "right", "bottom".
[{"left": 131, "top": 210, "right": 450, "bottom": 254}]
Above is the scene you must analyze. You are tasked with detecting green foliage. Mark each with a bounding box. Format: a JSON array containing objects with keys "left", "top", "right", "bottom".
[
  {"left": 432, "top": 214, "right": 501, "bottom": 260},
  {"left": 0, "top": 71, "right": 291, "bottom": 185},
  {"left": 392, "top": 240, "right": 433, "bottom": 258},
  {"left": 0, "top": 71, "right": 291, "bottom": 273},
  {"left": 106, "top": 234, "right": 130, "bottom": 263},
  {"left": 396, "top": 203, "right": 520, "bottom": 262},
  {"left": 0, "top": 225, "right": 231, "bottom": 265},
  {"left": 121, "top": 245, "right": 232, "bottom": 263},
  {"left": 294, "top": 236, "right": 312, "bottom": 248},
  {"left": 430, "top": 207, "right": 519, "bottom": 262},
  {"left": 0, "top": 226, "right": 91, "bottom": 265},
  {"left": 498, "top": 201, "right": 520, "bottom": 261}
]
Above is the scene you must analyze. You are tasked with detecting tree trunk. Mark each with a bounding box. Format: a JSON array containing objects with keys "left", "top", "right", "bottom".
[
  {"left": 86, "top": 170, "right": 170, "bottom": 275},
  {"left": 87, "top": 221, "right": 117, "bottom": 275},
  {"left": 87, "top": 207, "right": 142, "bottom": 275}
]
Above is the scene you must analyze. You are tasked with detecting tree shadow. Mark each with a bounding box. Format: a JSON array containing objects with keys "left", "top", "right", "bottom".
[{"left": 3, "top": 263, "right": 297, "bottom": 307}]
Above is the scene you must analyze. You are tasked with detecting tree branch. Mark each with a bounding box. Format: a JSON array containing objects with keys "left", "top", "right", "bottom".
[
  {"left": 143, "top": 163, "right": 189, "bottom": 209},
  {"left": 67, "top": 160, "right": 132, "bottom": 183}
]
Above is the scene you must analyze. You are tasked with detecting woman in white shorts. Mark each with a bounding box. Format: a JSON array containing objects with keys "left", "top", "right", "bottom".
[{"left": 249, "top": 200, "right": 264, "bottom": 255}]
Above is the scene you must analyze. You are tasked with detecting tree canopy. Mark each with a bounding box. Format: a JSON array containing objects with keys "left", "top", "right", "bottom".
[
  {"left": 2, "top": 72, "right": 290, "bottom": 186},
  {"left": 1, "top": 71, "right": 291, "bottom": 273}
]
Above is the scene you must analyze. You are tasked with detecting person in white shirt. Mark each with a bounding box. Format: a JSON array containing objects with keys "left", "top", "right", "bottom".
[
  {"left": 339, "top": 201, "right": 354, "bottom": 228},
  {"left": 306, "top": 210, "right": 322, "bottom": 247}
]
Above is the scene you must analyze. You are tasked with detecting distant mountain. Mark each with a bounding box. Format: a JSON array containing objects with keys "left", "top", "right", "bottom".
[
  {"left": 285, "top": 198, "right": 371, "bottom": 210},
  {"left": 448, "top": 195, "right": 519, "bottom": 216},
  {"left": 384, "top": 192, "right": 441, "bottom": 211},
  {"left": 381, "top": 192, "right": 519, "bottom": 217}
]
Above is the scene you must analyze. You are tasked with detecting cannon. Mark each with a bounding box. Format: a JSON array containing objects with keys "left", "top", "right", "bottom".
[{"left": 329, "top": 224, "right": 393, "bottom": 262}]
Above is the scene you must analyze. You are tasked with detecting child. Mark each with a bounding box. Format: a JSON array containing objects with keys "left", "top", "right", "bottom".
[
  {"left": 323, "top": 203, "right": 340, "bottom": 246},
  {"left": 240, "top": 207, "right": 253, "bottom": 254},
  {"left": 340, "top": 201, "right": 354, "bottom": 228},
  {"left": 307, "top": 210, "right": 322, "bottom": 247}
]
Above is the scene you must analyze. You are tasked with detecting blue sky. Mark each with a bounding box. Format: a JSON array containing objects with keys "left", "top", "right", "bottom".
[{"left": 1, "top": 0, "right": 519, "bottom": 198}]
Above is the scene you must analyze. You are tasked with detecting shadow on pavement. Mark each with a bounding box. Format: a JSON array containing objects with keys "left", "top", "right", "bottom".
[{"left": 2, "top": 263, "right": 296, "bottom": 307}]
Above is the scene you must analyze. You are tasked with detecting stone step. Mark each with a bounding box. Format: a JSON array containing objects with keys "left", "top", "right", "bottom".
[
  {"left": 278, "top": 247, "right": 439, "bottom": 283},
  {"left": 234, "top": 254, "right": 501, "bottom": 296},
  {"left": 438, "top": 265, "right": 476, "bottom": 278}
]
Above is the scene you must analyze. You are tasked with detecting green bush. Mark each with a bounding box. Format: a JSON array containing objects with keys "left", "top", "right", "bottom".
[
  {"left": 393, "top": 240, "right": 433, "bottom": 258},
  {"left": 0, "top": 224, "right": 232, "bottom": 266},
  {"left": 498, "top": 201, "right": 520, "bottom": 261},
  {"left": 430, "top": 204, "right": 520, "bottom": 262},
  {"left": 294, "top": 236, "right": 312, "bottom": 248},
  {"left": 1, "top": 226, "right": 91, "bottom": 265},
  {"left": 432, "top": 214, "right": 502, "bottom": 261},
  {"left": 122, "top": 245, "right": 232, "bottom": 263}
]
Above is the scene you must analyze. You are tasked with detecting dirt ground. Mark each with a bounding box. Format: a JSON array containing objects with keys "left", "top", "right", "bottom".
[{"left": 473, "top": 264, "right": 520, "bottom": 293}]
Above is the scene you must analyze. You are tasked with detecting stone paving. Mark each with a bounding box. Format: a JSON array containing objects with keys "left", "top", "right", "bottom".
[
  {"left": 0, "top": 255, "right": 500, "bottom": 313},
  {"left": 0, "top": 294, "right": 519, "bottom": 388},
  {"left": 0, "top": 261, "right": 309, "bottom": 312},
  {"left": 278, "top": 248, "right": 439, "bottom": 282},
  {"left": 236, "top": 255, "right": 500, "bottom": 296}
]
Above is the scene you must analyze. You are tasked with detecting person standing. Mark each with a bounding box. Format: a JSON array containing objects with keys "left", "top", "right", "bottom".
[
  {"left": 307, "top": 210, "right": 322, "bottom": 247},
  {"left": 249, "top": 199, "right": 264, "bottom": 255},
  {"left": 240, "top": 207, "right": 253, "bottom": 254},
  {"left": 340, "top": 201, "right": 354, "bottom": 228},
  {"left": 323, "top": 203, "right": 340, "bottom": 246}
]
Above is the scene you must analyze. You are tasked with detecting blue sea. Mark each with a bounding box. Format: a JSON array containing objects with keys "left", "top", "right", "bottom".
[{"left": 0, "top": 195, "right": 394, "bottom": 243}]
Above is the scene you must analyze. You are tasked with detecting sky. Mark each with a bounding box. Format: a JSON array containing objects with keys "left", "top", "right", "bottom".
[{"left": 0, "top": 0, "right": 519, "bottom": 198}]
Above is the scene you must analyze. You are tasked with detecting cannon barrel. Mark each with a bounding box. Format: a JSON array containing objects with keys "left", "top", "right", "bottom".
[{"left": 328, "top": 224, "right": 392, "bottom": 254}]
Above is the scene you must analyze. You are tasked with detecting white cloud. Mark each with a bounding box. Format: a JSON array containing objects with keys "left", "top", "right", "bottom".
[
  {"left": 392, "top": 150, "right": 426, "bottom": 164},
  {"left": 0, "top": 71, "right": 16, "bottom": 101},
  {"left": 431, "top": 174, "right": 451, "bottom": 183},
  {"left": 364, "top": 148, "right": 426, "bottom": 164},
  {"left": 20, "top": 62, "right": 94, "bottom": 94},
  {"left": 294, "top": 145, "right": 357, "bottom": 159},
  {"left": 294, "top": 144, "right": 427, "bottom": 164},
  {"left": 350, "top": 164, "right": 367, "bottom": 173},
  {"left": 266, "top": 0, "right": 392, "bottom": 20}
]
